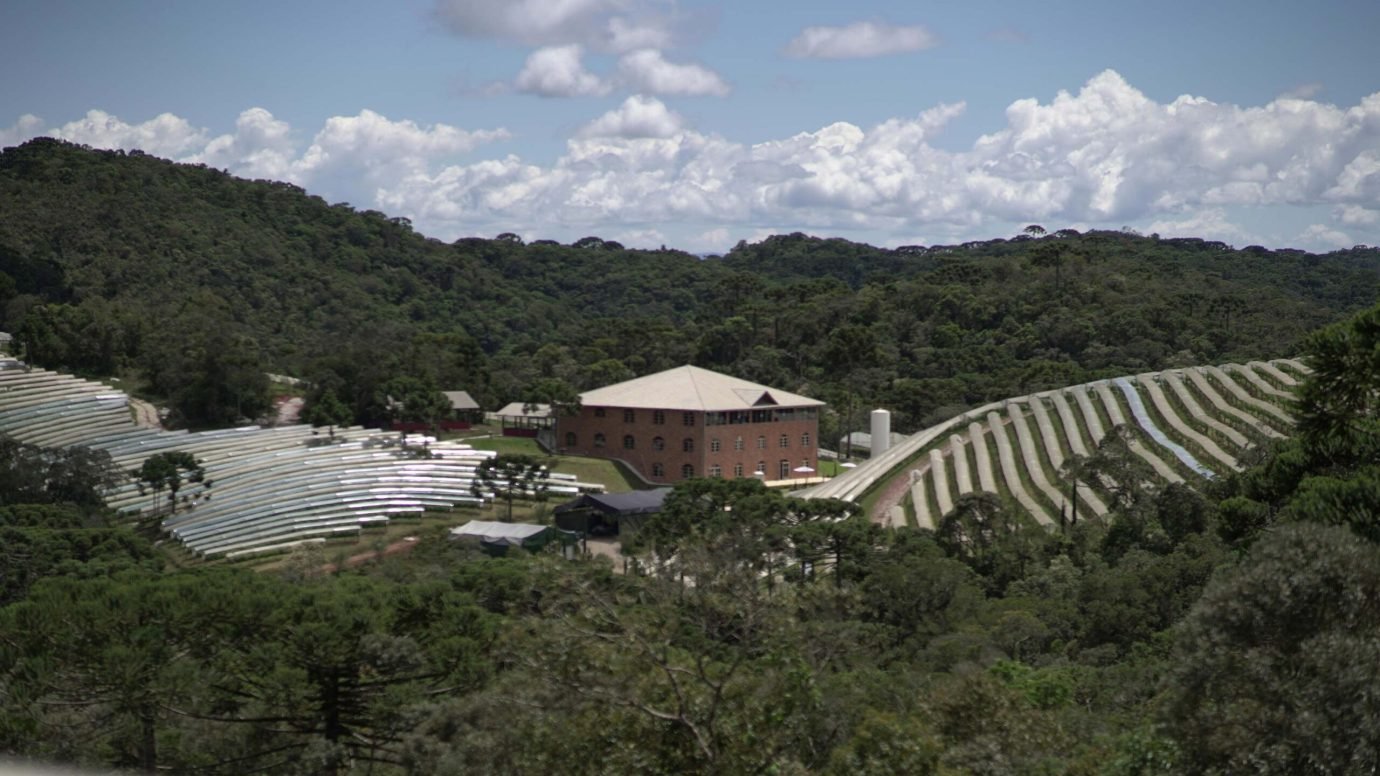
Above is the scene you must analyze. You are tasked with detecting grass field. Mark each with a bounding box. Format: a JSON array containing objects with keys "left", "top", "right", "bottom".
[{"left": 463, "top": 433, "right": 641, "bottom": 493}]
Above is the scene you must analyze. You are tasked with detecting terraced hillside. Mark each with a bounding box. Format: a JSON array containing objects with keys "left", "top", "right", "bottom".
[
  {"left": 798, "top": 359, "right": 1307, "bottom": 527},
  {"left": 0, "top": 359, "right": 603, "bottom": 558}
]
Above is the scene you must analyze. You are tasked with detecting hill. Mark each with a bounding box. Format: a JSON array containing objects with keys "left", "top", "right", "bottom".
[{"left": 3, "top": 138, "right": 1379, "bottom": 434}]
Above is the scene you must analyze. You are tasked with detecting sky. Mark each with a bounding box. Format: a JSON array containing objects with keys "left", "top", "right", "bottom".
[{"left": 3, "top": 0, "right": 1380, "bottom": 253}]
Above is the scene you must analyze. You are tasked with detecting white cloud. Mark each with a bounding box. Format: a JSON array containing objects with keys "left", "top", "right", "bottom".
[
  {"left": 1280, "top": 82, "right": 1324, "bottom": 100},
  {"left": 8, "top": 70, "right": 1380, "bottom": 249},
  {"left": 1146, "top": 208, "right": 1258, "bottom": 246},
  {"left": 686, "top": 227, "right": 732, "bottom": 253},
  {"left": 1298, "top": 223, "right": 1353, "bottom": 250},
  {"left": 48, "top": 110, "right": 209, "bottom": 158},
  {"left": 578, "top": 95, "right": 686, "bottom": 139},
  {"left": 194, "top": 108, "right": 295, "bottom": 179},
  {"left": 786, "top": 21, "right": 938, "bottom": 60},
  {"left": 431, "top": 0, "right": 677, "bottom": 53},
  {"left": 616, "top": 49, "right": 729, "bottom": 96},
  {"left": 514, "top": 45, "right": 610, "bottom": 97},
  {"left": 0, "top": 114, "right": 44, "bottom": 147},
  {"left": 608, "top": 227, "right": 667, "bottom": 248},
  {"left": 1336, "top": 204, "right": 1380, "bottom": 226},
  {"left": 292, "top": 109, "right": 510, "bottom": 190}
]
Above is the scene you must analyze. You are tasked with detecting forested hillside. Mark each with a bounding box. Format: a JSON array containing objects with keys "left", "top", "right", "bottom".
[
  {"left": 9, "top": 139, "right": 1380, "bottom": 775},
  {"left": 3, "top": 137, "right": 1379, "bottom": 435}
]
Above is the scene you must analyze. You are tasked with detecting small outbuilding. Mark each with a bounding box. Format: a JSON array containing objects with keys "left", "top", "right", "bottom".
[
  {"left": 491, "top": 402, "right": 554, "bottom": 436},
  {"left": 443, "top": 390, "right": 482, "bottom": 424},
  {"left": 554, "top": 488, "right": 671, "bottom": 540}
]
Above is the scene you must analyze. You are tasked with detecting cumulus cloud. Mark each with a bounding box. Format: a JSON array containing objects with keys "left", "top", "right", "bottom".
[
  {"left": 373, "top": 70, "right": 1380, "bottom": 243},
  {"left": 194, "top": 108, "right": 296, "bottom": 179},
  {"left": 0, "top": 114, "right": 45, "bottom": 147},
  {"left": 1299, "top": 223, "right": 1353, "bottom": 249},
  {"left": 1146, "top": 208, "right": 1259, "bottom": 246},
  {"left": 1336, "top": 204, "right": 1380, "bottom": 226},
  {"left": 616, "top": 49, "right": 729, "bottom": 96},
  {"left": 786, "top": 21, "right": 938, "bottom": 59},
  {"left": 514, "top": 45, "right": 610, "bottom": 97},
  {"left": 506, "top": 46, "right": 729, "bottom": 98},
  {"left": 578, "top": 95, "right": 686, "bottom": 139},
  {"left": 47, "top": 110, "right": 209, "bottom": 158},
  {"left": 292, "top": 110, "right": 510, "bottom": 190},
  {"left": 8, "top": 70, "right": 1380, "bottom": 248},
  {"left": 431, "top": 0, "right": 677, "bottom": 53}
]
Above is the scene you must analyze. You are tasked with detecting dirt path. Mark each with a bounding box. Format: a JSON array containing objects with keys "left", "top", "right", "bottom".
[
  {"left": 320, "top": 536, "right": 420, "bottom": 574},
  {"left": 129, "top": 397, "right": 161, "bottom": 429}
]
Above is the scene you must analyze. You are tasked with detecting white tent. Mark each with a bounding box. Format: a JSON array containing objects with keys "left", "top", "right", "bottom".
[{"left": 449, "top": 520, "right": 551, "bottom": 547}]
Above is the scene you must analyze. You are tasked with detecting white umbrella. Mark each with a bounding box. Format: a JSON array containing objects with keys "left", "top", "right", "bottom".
[
  {"left": 840, "top": 462, "right": 858, "bottom": 469},
  {"left": 793, "top": 465, "right": 815, "bottom": 473}
]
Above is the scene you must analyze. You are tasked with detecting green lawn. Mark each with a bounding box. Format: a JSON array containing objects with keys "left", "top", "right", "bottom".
[{"left": 464, "top": 434, "right": 640, "bottom": 493}]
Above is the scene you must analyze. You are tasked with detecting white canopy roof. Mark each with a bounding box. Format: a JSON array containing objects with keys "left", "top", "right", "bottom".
[{"left": 449, "top": 520, "right": 549, "bottom": 544}]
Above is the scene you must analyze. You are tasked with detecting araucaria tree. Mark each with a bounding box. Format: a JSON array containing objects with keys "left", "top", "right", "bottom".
[{"left": 471, "top": 454, "right": 550, "bottom": 520}]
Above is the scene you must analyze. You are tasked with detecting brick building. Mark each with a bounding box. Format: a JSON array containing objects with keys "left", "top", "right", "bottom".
[{"left": 556, "top": 365, "right": 824, "bottom": 484}]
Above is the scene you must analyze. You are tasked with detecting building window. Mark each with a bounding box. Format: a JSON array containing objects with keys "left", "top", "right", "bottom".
[
  {"left": 779, "top": 459, "right": 791, "bottom": 479},
  {"left": 683, "top": 438, "right": 694, "bottom": 453},
  {"left": 623, "top": 434, "right": 635, "bottom": 450},
  {"left": 564, "top": 431, "right": 577, "bottom": 447},
  {"left": 653, "top": 436, "right": 665, "bottom": 451},
  {"left": 594, "top": 408, "right": 605, "bottom": 418},
  {"left": 683, "top": 412, "right": 695, "bottom": 426},
  {"left": 734, "top": 463, "right": 744, "bottom": 477},
  {"left": 623, "top": 409, "right": 636, "bottom": 423},
  {"left": 779, "top": 434, "right": 790, "bottom": 448},
  {"left": 593, "top": 433, "right": 605, "bottom": 448},
  {"left": 801, "top": 432, "right": 811, "bottom": 447},
  {"left": 653, "top": 410, "right": 666, "bottom": 425},
  {"left": 734, "top": 436, "right": 744, "bottom": 451},
  {"left": 757, "top": 435, "right": 766, "bottom": 450},
  {"left": 652, "top": 463, "right": 664, "bottom": 477},
  {"left": 710, "top": 438, "right": 721, "bottom": 453},
  {"left": 709, "top": 464, "right": 722, "bottom": 478},
  {"left": 756, "top": 461, "right": 767, "bottom": 477},
  {"left": 681, "top": 463, "right": 694, "bottom": 479}
]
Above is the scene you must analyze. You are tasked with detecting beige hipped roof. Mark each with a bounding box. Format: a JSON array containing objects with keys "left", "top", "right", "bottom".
[
  {"left": 443, "top": 390, "right": 480, "bottom": 411},
  {"left": 579, "top": 365, "right": 823, "bottom": 412},
  {"left": 495, "top": 402, "right": 552, "bottom": 418}
]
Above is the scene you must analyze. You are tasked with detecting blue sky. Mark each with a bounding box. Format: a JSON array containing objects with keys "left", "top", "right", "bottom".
[{"left": 4, "top": 0, "right": 1380, "bottom": 252}]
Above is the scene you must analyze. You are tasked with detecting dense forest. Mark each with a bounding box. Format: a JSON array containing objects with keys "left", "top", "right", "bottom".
[
  {"left": 3, "top": 138, "right": 1379, "bottom": 435},
  {"left": 6, "top": 304, "right": 1380, "bottom": 773},
  {"left": 6, "top": 138, "right": 1380, "bottom": 774}
]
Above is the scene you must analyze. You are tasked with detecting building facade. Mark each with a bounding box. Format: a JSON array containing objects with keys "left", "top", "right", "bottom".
[{"left": 556, "top": 365, "right": 823, "bottom": 484}]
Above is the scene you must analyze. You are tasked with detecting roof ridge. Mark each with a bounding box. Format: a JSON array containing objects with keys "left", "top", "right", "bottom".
[{"left": 687, "top": 364, "right": 707, "bottom": 412}]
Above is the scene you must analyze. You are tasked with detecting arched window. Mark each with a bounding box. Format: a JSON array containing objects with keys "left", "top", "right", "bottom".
[
  {"left": 593, "top": 432, "right": 606, "bottom": 448},
  {"left": 653, "top": 436, "right": 665, "bottom": 451},
  {"left": 623, "top": 434, "right": 635, "bottom": 450},
  {"left": 681, "top": 463, "right": 695, "bottom": 479},
  {"left": 652, "top": 463, "right": 664, "bottom": 477},
  {"left": 734, "top": 436, "right": 744, "bottom": 451},
  {"left": 709, "top": 464, "right": 722, "bottom": 478},
  {"left": 801, "top": 432, "right": 811, "bottom": 447},
  {"left": 757, "top": 435, "right": 766, "bottom": 449},
  {"left": 779, "top": 434, "right": 790, "bottom": 448},
  {"left": 564, "top": 431, "right": 577, "bottom": 447},
  {"left": 733, "top": 463, "right": 744, "bottom": 477},
  {"left": 710, "top": 438, "right": 721, "bottom": 453},
  {"left": 683, "top": 438, "right": 694, "bottom": 453},
  {"left": 779, "top": 459, "right": 791, "bottom": 479}
]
